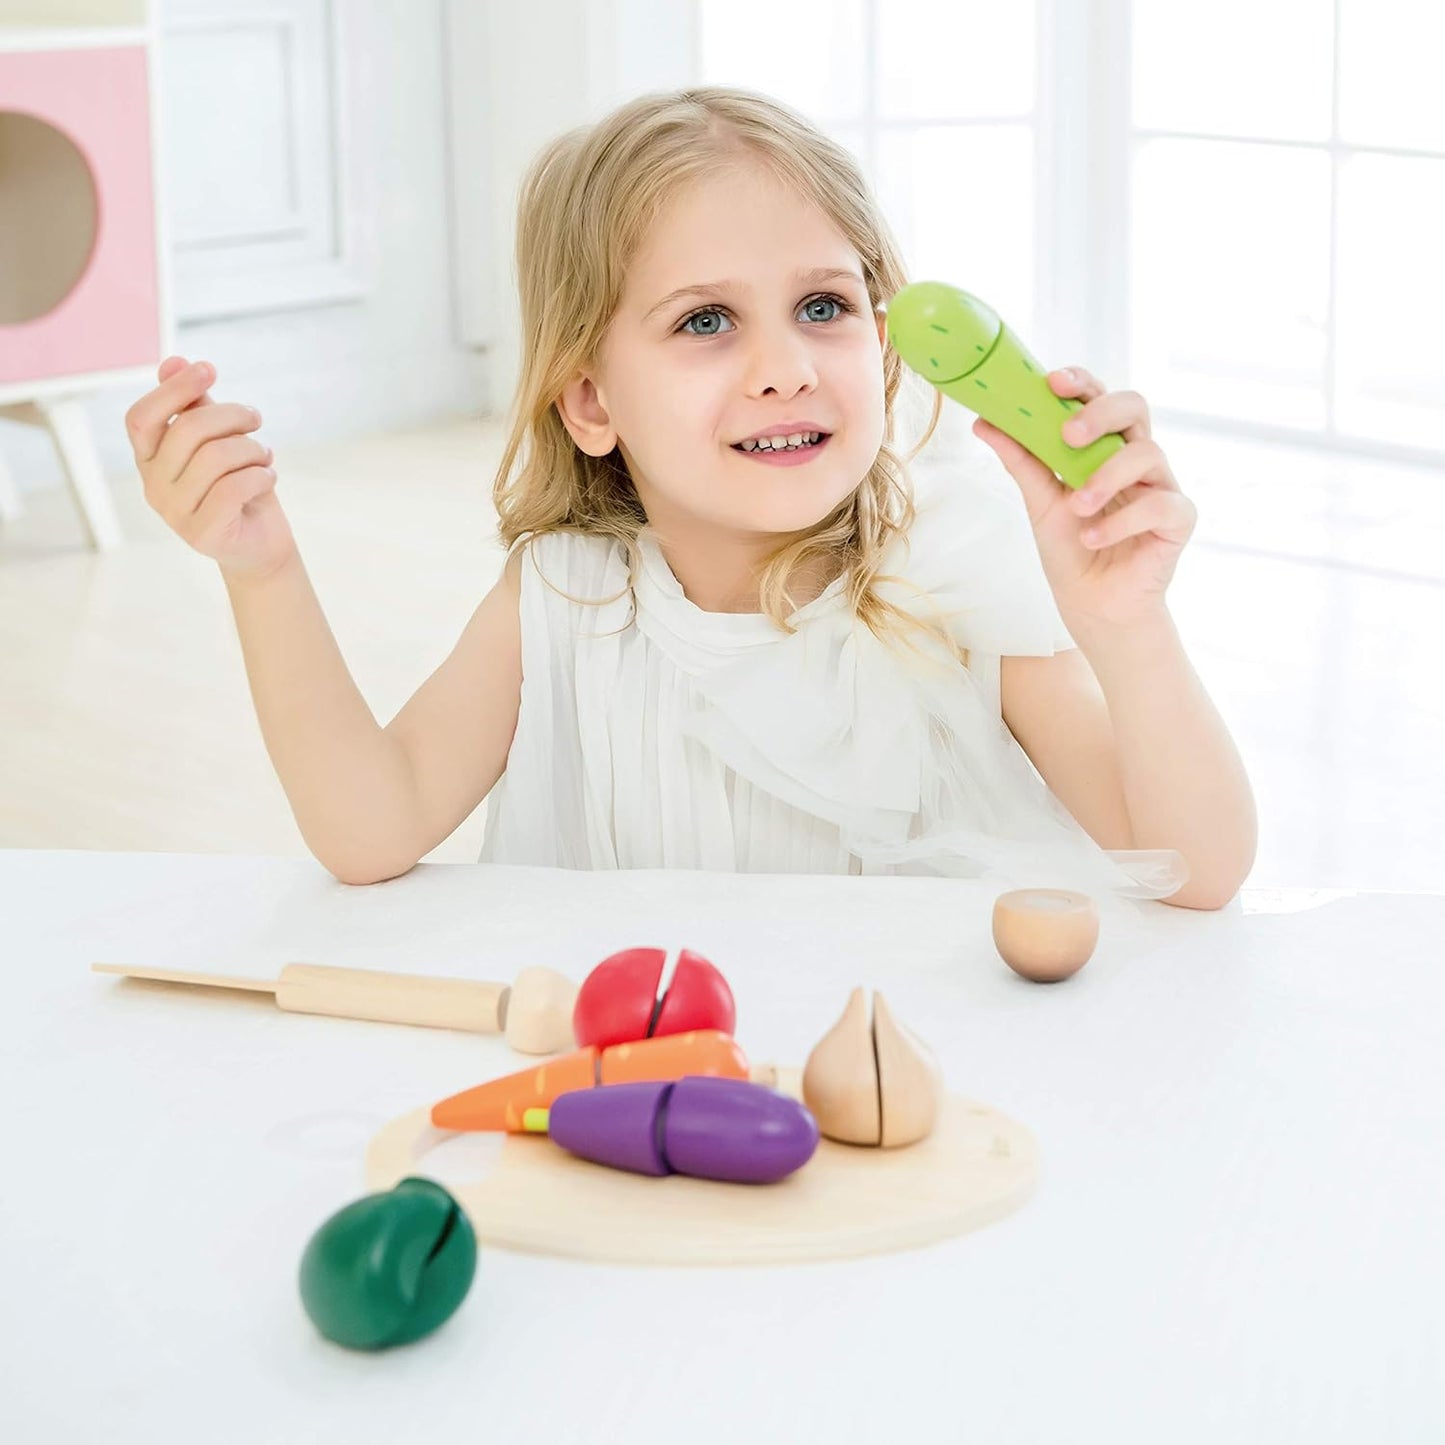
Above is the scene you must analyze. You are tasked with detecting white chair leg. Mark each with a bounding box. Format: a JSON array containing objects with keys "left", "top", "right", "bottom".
[
  {"left": 0, "top": 443, "right": 26, "bottom": 525},
  {"left": 36, "top": 394, "right": 125, "bottom": 551}
]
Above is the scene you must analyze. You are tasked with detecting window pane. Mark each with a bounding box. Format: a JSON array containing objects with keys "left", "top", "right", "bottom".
[
  {"left": 1130, "top": 138, "right": 1330, "bottom": 426},
  {"left": 1339, "top": 0, "right": 1445, "bottom": 153},
  {"left": 874, "top": 125, "right": 1034, "bottom": 342},
  {"left": 697, "top": 0, "right": 866, "bottom": 125},
  {"left": 876, "top": 0, "right": 1035, "bottom": 120},
  {"left": 1131, "top": 0, "right": 1333, "bottom": 142},
  {"left": 1335, "top": 154, "right": 1445, "bottom": 448}
]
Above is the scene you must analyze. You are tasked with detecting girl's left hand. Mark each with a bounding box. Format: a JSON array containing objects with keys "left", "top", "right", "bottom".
[{"left": 972, "top": 367, "right": 1197, "bottom": 633}]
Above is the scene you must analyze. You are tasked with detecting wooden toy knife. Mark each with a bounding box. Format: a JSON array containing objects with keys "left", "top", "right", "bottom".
[{"left": 90, "top": 960, "right": 577, "bottom": 1054}]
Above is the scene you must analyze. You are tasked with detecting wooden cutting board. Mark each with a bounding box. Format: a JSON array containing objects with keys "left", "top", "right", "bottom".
[{"left": 364, "top": 1068, "right": 1038, "bottom": 1266}]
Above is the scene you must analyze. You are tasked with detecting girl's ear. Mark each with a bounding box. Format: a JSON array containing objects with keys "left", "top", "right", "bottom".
[{"left": 556, "top": 372, "right": 618, "bottom": 457}]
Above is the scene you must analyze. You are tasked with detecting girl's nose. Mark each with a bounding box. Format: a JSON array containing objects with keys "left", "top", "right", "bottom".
[{"left": 743, "top": 324, "right": 819, "bottom": 397}]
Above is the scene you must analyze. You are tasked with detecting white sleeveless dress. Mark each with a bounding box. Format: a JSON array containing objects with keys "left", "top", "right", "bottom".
[{"left": 479, "top": 458, "right": 1189, "bottom": 907}]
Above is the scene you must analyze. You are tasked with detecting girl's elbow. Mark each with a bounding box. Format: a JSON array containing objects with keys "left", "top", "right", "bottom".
[
  {"left": 1161, "top": 882, "right": 1239, "bottom": 912},
  {"left": 1160, "top": 856, "right": 1254, "bottom": 911},
  {"left": 320, "top": 850, "right": 420, "bottom": 887}
]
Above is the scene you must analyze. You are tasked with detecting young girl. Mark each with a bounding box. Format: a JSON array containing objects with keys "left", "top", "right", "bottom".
[{"left": 125, "top": 87, "right": 1256, "bottom": 912}]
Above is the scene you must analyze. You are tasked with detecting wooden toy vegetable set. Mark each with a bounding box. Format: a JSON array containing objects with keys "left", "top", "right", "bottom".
[{"left": 93, "top": 888, "right": 1100, "bottom": 1351}]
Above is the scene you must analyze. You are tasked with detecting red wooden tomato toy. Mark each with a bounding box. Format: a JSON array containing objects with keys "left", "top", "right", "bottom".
[{"left": 572, "top": 947, "right": 736, "bottom": 1050}]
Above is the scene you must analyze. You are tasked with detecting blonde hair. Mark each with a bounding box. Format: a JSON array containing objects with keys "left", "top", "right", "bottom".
[{"left": 491, "top": 85, "right": 953, "bottom": 657}]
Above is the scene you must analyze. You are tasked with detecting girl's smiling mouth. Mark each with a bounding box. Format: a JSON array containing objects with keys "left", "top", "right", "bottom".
[{"left": 730, "top": 432, "right": 832, "bottom": 465}]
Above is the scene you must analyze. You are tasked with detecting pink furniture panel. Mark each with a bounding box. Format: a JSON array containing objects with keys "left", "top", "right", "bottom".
[{"left": 0, "top": 45, "right": 161, "bottom": 383}]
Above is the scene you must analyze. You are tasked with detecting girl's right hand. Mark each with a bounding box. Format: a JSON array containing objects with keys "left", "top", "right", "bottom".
[{"left": 126, "top": 355, "right": 297, "bottom": 580}]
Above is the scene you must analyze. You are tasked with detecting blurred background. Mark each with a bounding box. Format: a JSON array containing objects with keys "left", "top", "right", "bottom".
[{"left": 1, "top": 0, "right": 1440, "bottom": 891}]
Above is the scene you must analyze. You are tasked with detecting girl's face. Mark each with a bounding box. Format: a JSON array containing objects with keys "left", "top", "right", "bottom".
[{"left": 557, "top": 162, "right": 888, "bottom": 542}]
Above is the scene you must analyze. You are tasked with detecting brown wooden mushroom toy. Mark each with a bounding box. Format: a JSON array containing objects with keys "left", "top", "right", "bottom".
[{"left": 801, "top": 987, "right": 943, "bottom": 1148}]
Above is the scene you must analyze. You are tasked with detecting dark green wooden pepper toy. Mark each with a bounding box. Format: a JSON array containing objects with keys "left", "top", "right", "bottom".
[{"left": 298, "top": 1176, "right": 477, "bottom": 1350}]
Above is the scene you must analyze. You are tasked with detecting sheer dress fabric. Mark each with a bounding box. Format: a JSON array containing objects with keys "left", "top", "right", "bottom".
[{"left": 479, "top": 461, "right": 1189, "bottom": 911}]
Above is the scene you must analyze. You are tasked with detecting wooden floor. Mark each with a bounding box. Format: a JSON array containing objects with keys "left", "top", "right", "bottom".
[{"left": 3, "top": 415, "right": 1441, "bottom": 891}]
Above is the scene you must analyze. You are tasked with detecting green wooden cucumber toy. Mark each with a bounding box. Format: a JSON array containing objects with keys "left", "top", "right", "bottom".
[{"left": 885, "top": 280, "right": 1124, "bottom": 491}]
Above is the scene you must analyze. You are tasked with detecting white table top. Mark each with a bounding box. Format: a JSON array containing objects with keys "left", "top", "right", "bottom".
[{"left": 3, "top": 849, "right": 1441, "bottom": 1443}]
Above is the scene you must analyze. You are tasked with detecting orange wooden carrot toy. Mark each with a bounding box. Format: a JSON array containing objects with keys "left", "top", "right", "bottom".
[{"left": 430, "top": 1029, "right": 750, "bottom": 1132}]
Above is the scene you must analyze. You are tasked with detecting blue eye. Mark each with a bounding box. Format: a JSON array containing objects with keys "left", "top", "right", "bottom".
[
  {"left": 800, "top": 296, "right": 843, "bottom": 323},
  {"left": 681, "top": 308, "right": 734, "bottom": 337},
  {"left": 677, "top": 292, "right": 858, "bottom": 337}
]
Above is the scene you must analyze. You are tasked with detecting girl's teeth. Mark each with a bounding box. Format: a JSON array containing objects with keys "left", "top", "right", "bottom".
[{"left": 740, "top": 432, "right": 822, "bottom": 452}]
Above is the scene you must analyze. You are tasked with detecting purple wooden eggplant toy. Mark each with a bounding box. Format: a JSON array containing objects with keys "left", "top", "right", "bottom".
[{"left": 522, "top": 1075, "right": 819, "bottom": 1184}]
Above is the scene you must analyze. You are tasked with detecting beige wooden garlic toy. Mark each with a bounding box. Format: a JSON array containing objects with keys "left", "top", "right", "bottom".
[
  {"left": 991, "top": 888, "right": 1099, "bottom": 983},
  {"left": 91, "top": 960, "right": 578, "bottom": 1055},
  {"left": 802, "top": 987, "right": 943, "bottom": 1147}
]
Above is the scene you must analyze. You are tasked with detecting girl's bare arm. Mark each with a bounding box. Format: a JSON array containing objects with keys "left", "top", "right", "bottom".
[
  {"left": 222, "top": 549, "right": 522, "bottom": 885},
  {"left": 128, "top": 357, "right": 523, "bottom": 885}
]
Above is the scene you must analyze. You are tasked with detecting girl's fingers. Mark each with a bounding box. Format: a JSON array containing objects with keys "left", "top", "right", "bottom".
[
  {"left": 166, "top": 356, "right": 213, "bottom": 416},
  {"left": 156, "top": 401, "right": 262, "bottom": 469},
  {"left": 126, "top": 359, "right": 216, "bottom": 463},
  {"left": 1071, "top": 439, "right": 1174, "bottom": 518},
  {"left": 169, "top": 433, "right": 270, "bottom": 512},
  {"left": 1065, "top": 389, "right": 1152, "bottom": 447},
  {"left": 1081, "top": 489, "right": 1197, "bottom": 550},
  {"left": 1051, "top": 369, "right": 1152, "bottom": 445},
  {"left": 161, "top": 355, "right": 215, "bottom": 412},
  {"left": 1049, "top": 367, "right": 1106, "bottom": 401}
]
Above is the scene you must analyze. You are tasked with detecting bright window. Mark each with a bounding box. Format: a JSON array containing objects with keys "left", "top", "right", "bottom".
[{"left": 699, "top": 0, "right": 1444, "bottom": 463}]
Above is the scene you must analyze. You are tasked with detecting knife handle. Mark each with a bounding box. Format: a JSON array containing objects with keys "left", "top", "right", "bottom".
[{"left": 274, "top": 964, "right": 507, "bottom": 1034}]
